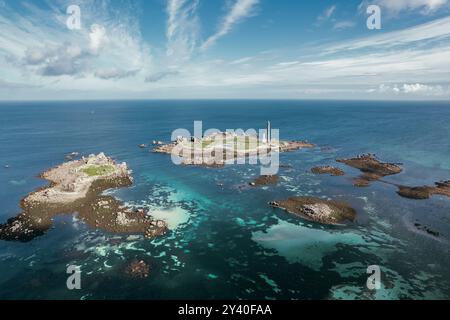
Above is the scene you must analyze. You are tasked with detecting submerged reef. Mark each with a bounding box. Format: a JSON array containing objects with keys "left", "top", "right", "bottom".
[
  {"left": 269, "top": 197, "right": 357, "bottom": 225},
  {"left": 124, "top": 260, "right": 151, "bottom": 278},
  {"left": 0, "top": 153, "right": 167, "bottom": 242}
]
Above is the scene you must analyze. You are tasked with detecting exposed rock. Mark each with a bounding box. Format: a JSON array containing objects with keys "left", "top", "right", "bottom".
[
  {"left": 337, "top": 154, "right": 402, "bottom": 187},
  {"left": 269, "top": 196, "right": 356, "bottom": 225},
  {"left": 311, "top": 166, "right": 345, "bottom": 176},
  {"left": 397, "top": 180, "right": 450, "bottom": 200},
  {"left": 249, "top": 175, "right": 279, "bottom": 187},
  {"left": 124, "top": 260, "right": 150, "bottom": 278},
  {"left": 397, "top": 186, "right": 431, "bottom": 199}
]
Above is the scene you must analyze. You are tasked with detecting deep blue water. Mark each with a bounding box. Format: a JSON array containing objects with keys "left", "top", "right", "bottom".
[{"left": 0, "top": 100, "right": 449, "bottom": 299}]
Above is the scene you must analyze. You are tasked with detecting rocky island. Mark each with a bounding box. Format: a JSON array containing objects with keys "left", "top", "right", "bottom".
[
  {"left": 397, "top": 180, "right": 450, "bottom": 200},
  {"left": 154, "top": 131, "right": 314, "bottom": 167},
  {"left": 311, "top": 166, "right": 345, "bottom": 176},
  {"left": 0, "top": 153, "right": 167, "bottom": 242},
  {"left": 249, "top": 175, "right": 279, "bottom": 187},
  {"left": 269, "top": 197, "right": 357, "bottom": 225},
  {"left": 336, "top": 154, "right": 403, "bottom": 187}
]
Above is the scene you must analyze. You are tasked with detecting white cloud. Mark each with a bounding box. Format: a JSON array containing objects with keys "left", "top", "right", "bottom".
[
  {"left": 229, "top": 57, "right": 254, "bottom": 65},
  {"left": 402, "top": 83, "right": 444, "bottom": 93},
  {"left": 166, "top": 0, "right": 199, "bottom": 61},
  {"left": 370, "top": 83, "right": 448, "bottom": 95},
  {"left": 201, "top": 0, "right": 259, "bottom": 51},
  {"left": 0, "top": 0, "right": 152, "bottom": 83},
  {"left": 1, "top": 1, "right": 449, "bottom": 100},
  {"left": 326, "top": 16, "right": 450, "bottom": 53},
  {"left": 276, "top": 61, "right": 300, "bottom": 67},
  {"left": 89, "top": 24, "right": 108, "bottom": 55},
  {"left": 94, "top": 68, "right": 139, "bottom": 80},
  {"left": 333, "top": 20, "right": 356, "bottom": 30},
  {"left": 316, "top": 5, "right": 337, "bottom": 24},
  {"left": 367, "top": 0, "right": 449, "bottom": 15},
  {"left": 316, "top": 6, "right": 356, "bottom": 31},
  {"left": 145, "top": 71, "right": 179, "bottom": 83}
]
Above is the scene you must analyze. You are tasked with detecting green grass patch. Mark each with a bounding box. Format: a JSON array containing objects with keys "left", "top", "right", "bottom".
[{"left": 81, "top": 165, "right": 115, "bottom": 177}]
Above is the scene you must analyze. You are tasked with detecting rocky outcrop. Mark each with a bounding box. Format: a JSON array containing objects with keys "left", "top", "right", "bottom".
[
  {"left": 0, "top": 153, "right": 167, "bottom": 242},
  {"left": 249, "top": 175, "right": 279, "bottom": 187},
  {"left": 269, "top": 196, "right": 356, "bottom": 225},
  {"left": 397, "top": 180, "right": 450, "bottom": 200},
  {"left": 311, "top": 166, "right": 345, "bottom": 176},
  {"left": 337, "top": 154, "right": 402, "bottom": 187},
  {"left": 124, "top": 260, "right": 150, "bottom": 278}
]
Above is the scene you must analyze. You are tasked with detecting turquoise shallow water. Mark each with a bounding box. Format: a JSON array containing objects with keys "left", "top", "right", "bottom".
[{"left": 0, "top": 100, "right": 449, "bottom": 299}]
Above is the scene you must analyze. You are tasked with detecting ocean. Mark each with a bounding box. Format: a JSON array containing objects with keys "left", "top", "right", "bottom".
[{"left": 0, "top": 100, "right": 449, "bottom": 299}]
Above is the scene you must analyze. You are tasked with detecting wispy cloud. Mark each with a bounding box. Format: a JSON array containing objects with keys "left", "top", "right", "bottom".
[
  {"left": 316, "top": 5, "right": 337, "bottom": 25},
  {"left": 1, "top": 1, "right": 449, "bottom": 100},
  {"left": 94, "top": 68, "right": 140, "bottom": 80},
  {"left": 316, "top": 5, "right": 355, "bottom": 31},
  {"left": 145, "top": 70, "right": 179, "bottom": 83},
  {"left": 166, "top": 0, "right": 199, "bottom": 61},
  {"left": 0, "top": 0, "right": 152, "bottom": 85},
  {"left": 361, "top": 0, "right": 449, "bottom": 15},
  {"left": 201, "top": 0, "right": 259, "bottom": 51},
  {"left": 333, "top": 20, "right": 356, "bottom": 30},
  {"left": 276, "top": 61, "right": 300, "bottom": 67},
  {"left": 229, "top": 56, "right": 254, "bottom": 65},
  {"left": 325, "top": 16, "right": 450, "bottom": 53}
]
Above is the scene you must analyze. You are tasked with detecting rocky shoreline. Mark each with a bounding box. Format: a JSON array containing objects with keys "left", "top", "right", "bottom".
[
  {"left": 269, "top": 197, "right": 357, "bottom": 225},
  {"left": 0, "top": 153, "right": 167, "bottom": 242}
]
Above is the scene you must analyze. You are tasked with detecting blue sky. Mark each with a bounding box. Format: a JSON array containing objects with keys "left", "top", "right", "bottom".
[{"left": 0, "top": 0, "right": 449, "bottom": 100}]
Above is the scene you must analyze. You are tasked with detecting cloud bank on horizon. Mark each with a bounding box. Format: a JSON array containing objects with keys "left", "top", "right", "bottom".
[{"left": 0, "top": 0, "right": 449, "bottom": 100}]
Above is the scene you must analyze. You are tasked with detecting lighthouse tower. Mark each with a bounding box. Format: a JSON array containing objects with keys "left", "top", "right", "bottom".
[{"left": 267, "top": 121, "right": 271, "bottom": 144}]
